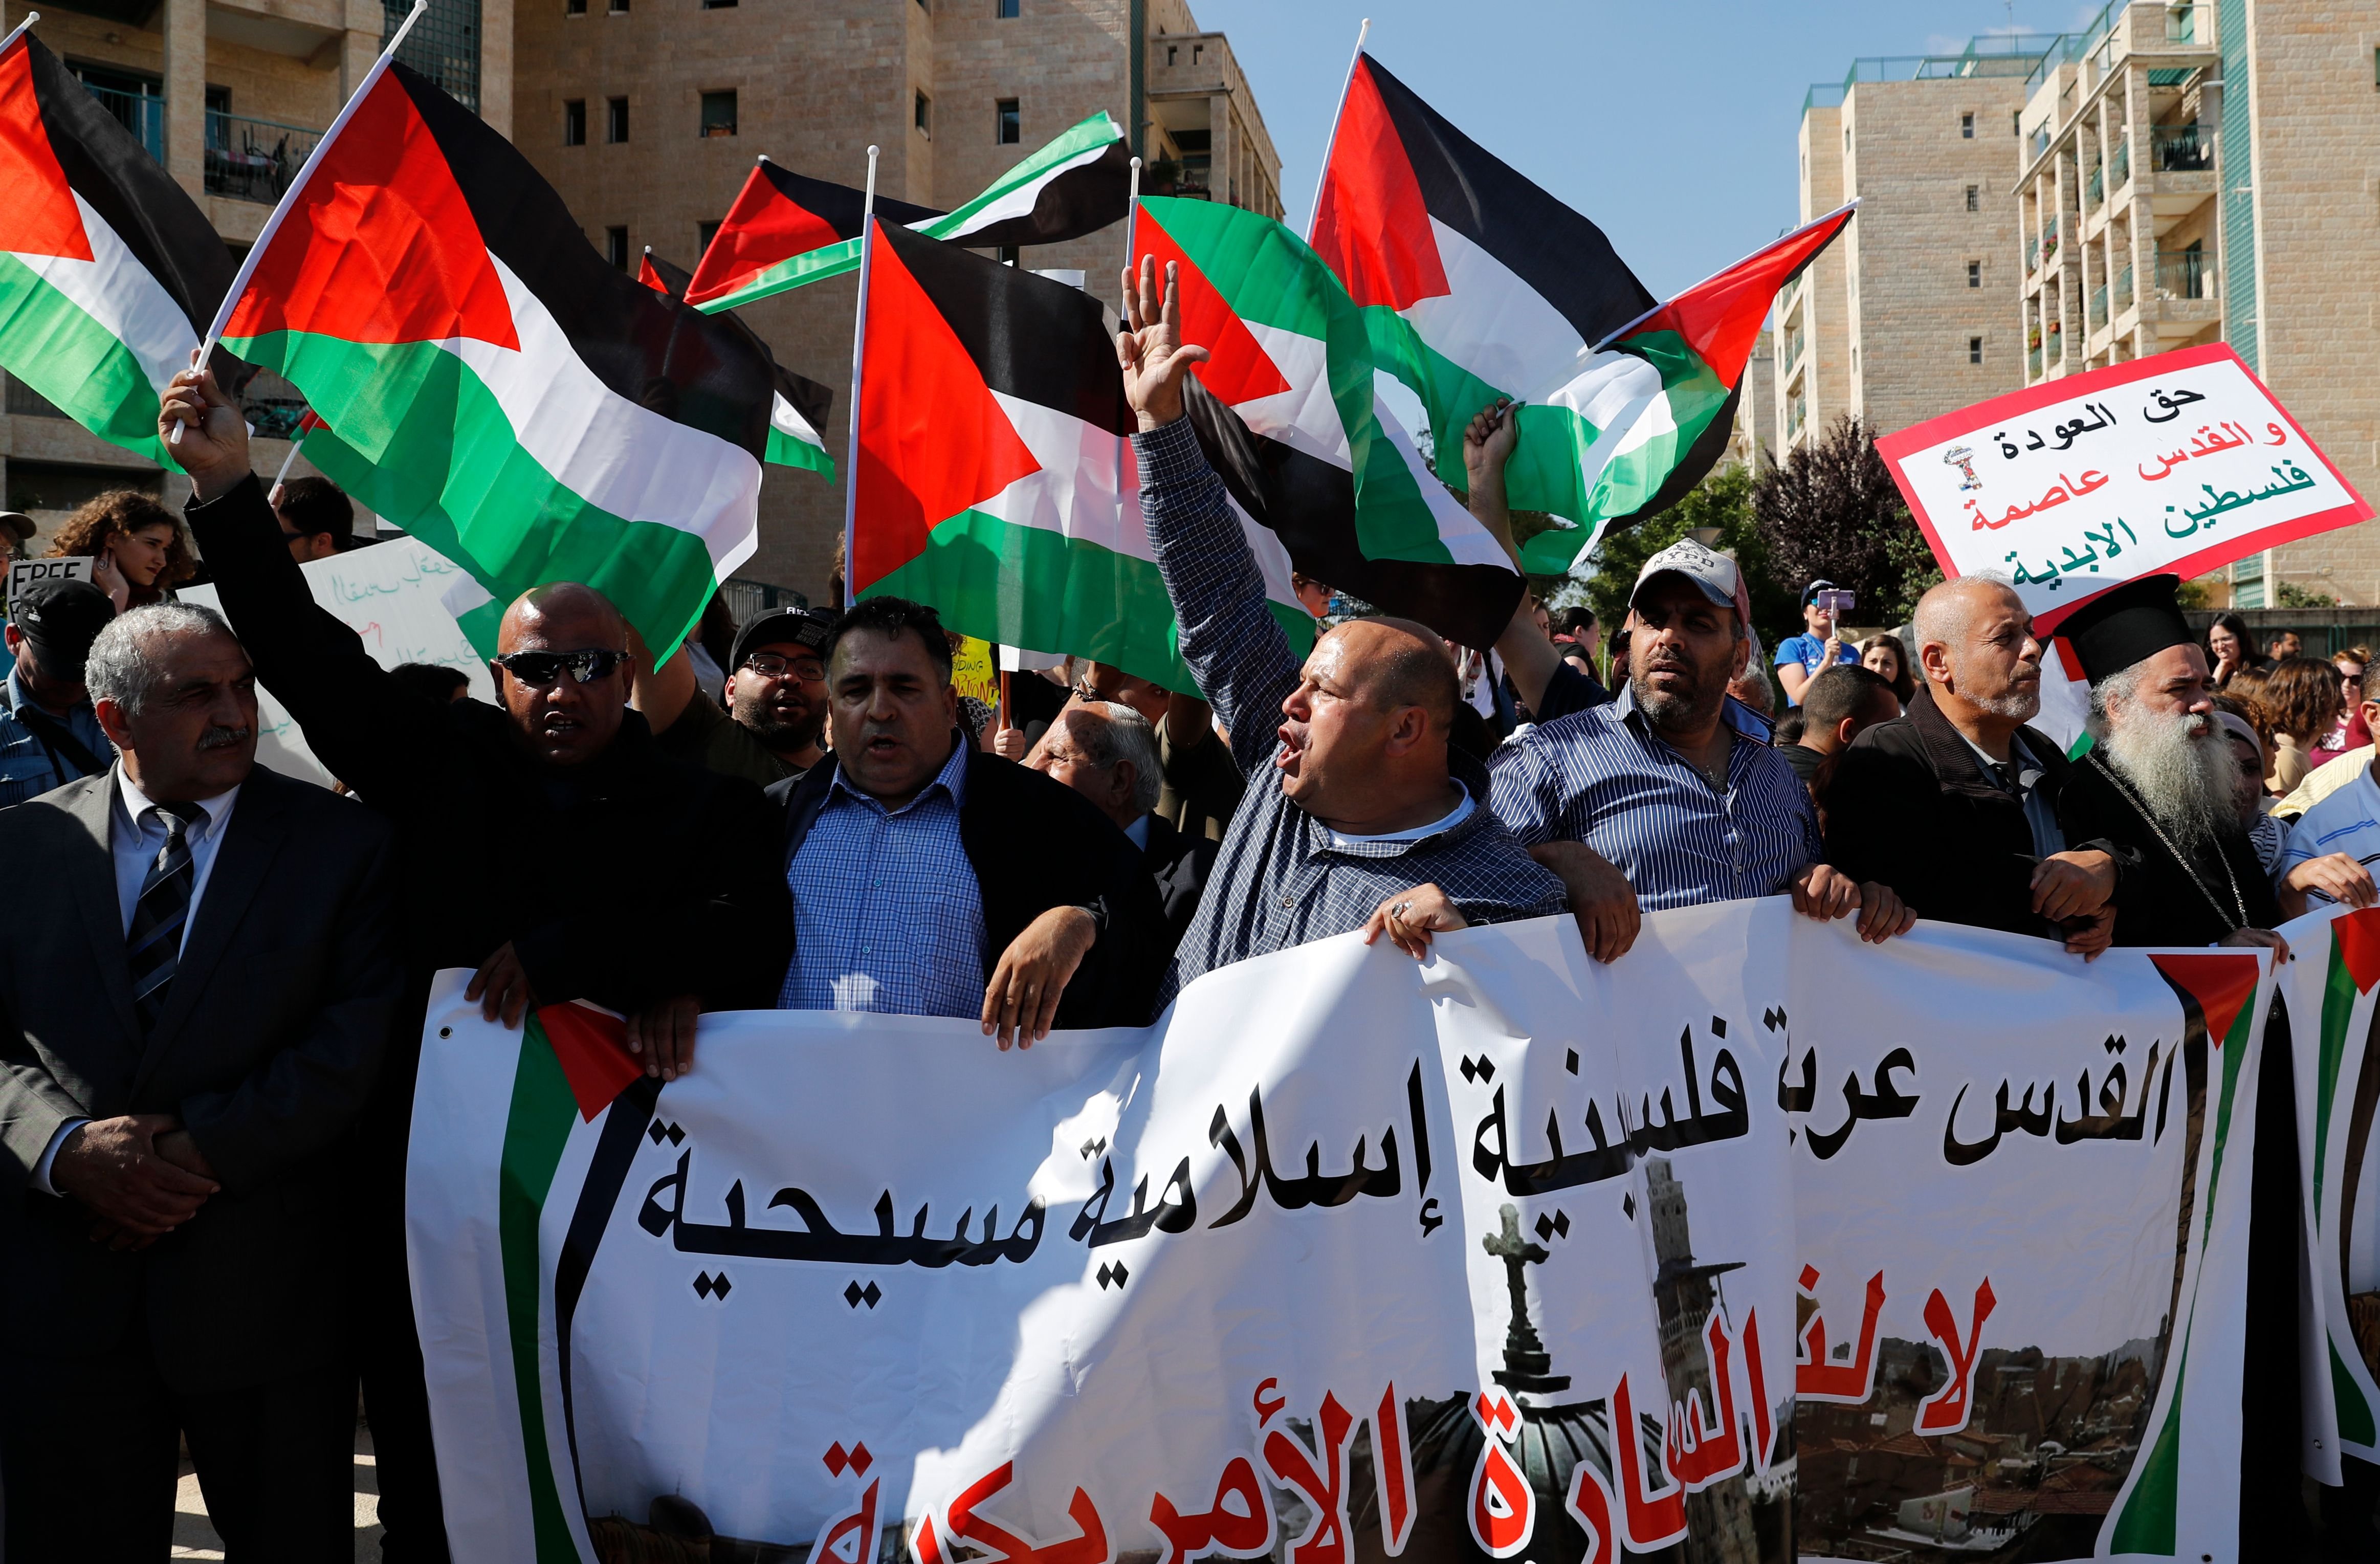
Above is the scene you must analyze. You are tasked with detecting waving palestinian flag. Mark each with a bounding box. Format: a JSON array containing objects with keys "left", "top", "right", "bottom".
[
  {"left": 641, "top": 247, "right": 833, "bottom": 478},
  {"left": 687, "top": 112, "right": 1131, "bottom": 312},
  {"left": 851, "top": 218, "right": 1304, "bottom": 691},
  {"left": 1312, "top": 53, "right": 1848, "bottom": 569},
  {"left": 1136, "top": 196, "right": 1522, "bottom": 650},
  {"left": 0, "top": 27, "right": 238, "bottom": 466},
  {"left": 212, "top": 59, "right": 776, "bottom": 659}
]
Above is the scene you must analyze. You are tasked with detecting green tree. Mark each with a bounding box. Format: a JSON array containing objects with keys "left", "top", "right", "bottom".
[
  {"left": 1564, "top": 464, "right": 1799, "bottom": 649},
  {"left": 1751, "top": 415, "right": 1942, "bottom": 628}
]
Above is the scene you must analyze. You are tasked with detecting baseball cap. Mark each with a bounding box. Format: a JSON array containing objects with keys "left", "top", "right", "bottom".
[
  {"left": 9, "top": 578, "right": 114, "bottom": 678},
  {"left": 0, "top": 512, "right": 33, "bottom": 544},
  {"left": 1629, "top": 540, "right": 1752, "bottom": 632},
  {"left": 729, "top": 606, "right": 834, "bottom": 671},
  {"left": 1801, "top": 578, "right": 1839, "bottom": 607}
]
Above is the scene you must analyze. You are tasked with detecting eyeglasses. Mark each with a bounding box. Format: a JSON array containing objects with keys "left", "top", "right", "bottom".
[
  {"left": 493, "top": 648, "right": 633, "bottom": 686},
  {"left": 742, "top": 651, "right": 824, "bottom": 681}
]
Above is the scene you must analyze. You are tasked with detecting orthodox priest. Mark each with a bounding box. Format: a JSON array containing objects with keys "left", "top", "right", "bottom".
[{"left": 2055, "top": 574, "right": 2286, "bottom": 952}]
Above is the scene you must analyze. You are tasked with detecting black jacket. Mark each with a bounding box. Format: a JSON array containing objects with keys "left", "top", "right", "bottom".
[
  {"left": 767, "top": 745, "right": 1166, "bottom": 1027},
  {"left": 183, "top": 476, "right": 791, "bottom": 1155},
  {"left": 1143, "top": 812, "right": 1220, "bottom": 963},
  {"left": 1826, "top": 688, "right": 2134, "bottom": 939},
  {"left": 2057, "top": 750, "right": 2281, "bottom": 946}
]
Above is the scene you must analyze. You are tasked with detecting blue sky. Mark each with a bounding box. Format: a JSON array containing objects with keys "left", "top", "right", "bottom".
[{"left": 1186, "top": 1, "right": 2101, "bottom": 297}]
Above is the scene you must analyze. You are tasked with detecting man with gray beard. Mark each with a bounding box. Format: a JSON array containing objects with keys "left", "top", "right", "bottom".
[{"left": 2052, "top": 575, "right": 2283, "bottom": 951}]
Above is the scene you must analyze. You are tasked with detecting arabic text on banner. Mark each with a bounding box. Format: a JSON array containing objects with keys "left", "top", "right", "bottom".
[
  {"left": 1875, "top": 342, "right": 2371, "bottom": 629},
  {"left": 406, "top": 904, "right": 2274, "bottom": 1563}
]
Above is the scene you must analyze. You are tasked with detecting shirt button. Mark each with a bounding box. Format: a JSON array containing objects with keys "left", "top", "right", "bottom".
[{"left": 1281, "top": 895, "right": 1294, "bottom": 908}]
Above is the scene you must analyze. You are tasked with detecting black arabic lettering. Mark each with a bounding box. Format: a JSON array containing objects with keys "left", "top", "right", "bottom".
[
  {"left": 1801, "top": 1047, "right": 1919, "bottom": 1160},
  {"left": 1205, "top": 1084, "right": 1402, "bottom": 1229},
  {"left": 637, "top": 1146, "right": 1046, "bottom": 1267}
]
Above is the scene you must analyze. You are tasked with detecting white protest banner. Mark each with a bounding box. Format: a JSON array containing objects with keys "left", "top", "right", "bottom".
[
  {"left": 2272, "top": 907, "right": 2380, "bottom": 1482},
  {"left": 408, "top": 905, "right": 2271, "bottom": 1564},
  {"left": 1876, "top": 342, "right": 2371, "bottom": 630},
  {"left": 181, "top": 537, "right": 493, "bottom": 786},
  {"left": 5, "top": 553, "right": 94, "bottom": 606}
]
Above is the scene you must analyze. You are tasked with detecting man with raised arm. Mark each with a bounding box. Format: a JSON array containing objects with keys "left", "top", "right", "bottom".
[{"left": 1118, "top": 259, "right": 1567, "bottom": 999}]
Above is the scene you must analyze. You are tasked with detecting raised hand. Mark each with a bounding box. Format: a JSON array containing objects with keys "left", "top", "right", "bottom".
[
  {"left": 157, "top": 356, "right": 253, "bottom": 501},
  {"left": 1115, "top": 255, "right": 1211, "bottom": 433}
]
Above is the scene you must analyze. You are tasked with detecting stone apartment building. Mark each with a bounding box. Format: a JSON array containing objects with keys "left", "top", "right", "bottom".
[
  {"left": 0, "top": 0, "right": 1281, "bottom": 601},
  {"left": 2016, "top": 0, "right": 2380, "bottom": 607},
  {"left": 1769, "top": 36, "right": 2048, "bottom": 465}
]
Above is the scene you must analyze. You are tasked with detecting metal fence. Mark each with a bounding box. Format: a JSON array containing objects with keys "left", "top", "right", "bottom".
[{"left": 205, "top": 111, "right": 320, "bottom": 204}]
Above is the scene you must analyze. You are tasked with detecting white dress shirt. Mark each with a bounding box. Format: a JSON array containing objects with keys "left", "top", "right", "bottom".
[{"left": 32, "top": 765, "right": 241, "bottom": 1198}]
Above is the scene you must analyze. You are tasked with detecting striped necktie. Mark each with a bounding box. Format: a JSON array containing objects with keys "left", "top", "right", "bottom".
[{"left": 126, "top": 800, "right": 208, "bottom": 1032}]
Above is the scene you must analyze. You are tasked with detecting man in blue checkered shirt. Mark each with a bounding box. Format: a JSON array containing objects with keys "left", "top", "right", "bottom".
[{"left": 1120, "top": 259, "right": 1567, "bottom": 1005}]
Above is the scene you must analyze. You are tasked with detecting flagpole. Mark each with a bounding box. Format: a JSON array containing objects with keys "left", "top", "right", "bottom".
[
  {"left": 1304, "top": 16, "right": 1370, "bottom": 243},
  {"left": 175, "top": 0, "right": 429, "bottom": 445},
  {"left": 266, "top": 434, "right": 307, "bottom": 504},
  {"left": 1121, "top": 156, "right": 1141, "bottom": 291},
  {"left": 0, "top": 13, "right": 43, "bottom": 55},
  {"left": 840, "top": 144, "right": 878, "bottom": 589}
]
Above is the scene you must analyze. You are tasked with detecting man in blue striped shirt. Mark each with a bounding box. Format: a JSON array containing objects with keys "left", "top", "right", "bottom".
[{"left": 1485, "top": 538, "right": 1912, "bottom": 960}]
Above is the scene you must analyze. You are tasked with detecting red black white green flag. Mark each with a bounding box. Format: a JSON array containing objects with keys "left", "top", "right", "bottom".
[
  {"left": 210, "top": 58, "right": 778, "bottom": 659},
  {"left": 1312, "top": 52, "right": 1849, "bottom": 570},
  {"left": 0, "top": 26, "right": 240, "bottom": 466},
  {"left": 640, "top": 247, "right": 833, "bottom": 478},
  {"left": 687, "top": 112, "right": 1131, "bottom": 312},
  {"left": 850, "top": 217, "right": 1307, "bottom": 690}
]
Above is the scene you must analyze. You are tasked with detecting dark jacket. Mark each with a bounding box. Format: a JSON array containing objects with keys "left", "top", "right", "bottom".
[
  {"left": 1826, "top": 688, "right": 2135, "bottom": 938},
  {"left": 183, "top": 476, "right": 791, "bottom": 1162},
  {"left": 767, "top": 746, "right": 1166, "bottom": 1027},
  {"left": 0, "top": 767, "right": 401, "bottom": 1392},
  {"left": 1143, "top": 812, "right": 1220, "bottom": 962},
  {"left": 2057, "top": 750, "right": 2280, "bottom": 946}
]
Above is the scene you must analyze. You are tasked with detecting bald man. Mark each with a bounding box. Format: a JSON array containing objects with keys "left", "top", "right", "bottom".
[
  {"left": 1825, "top": 575, "right": 2125, "bottom": 950},
  {"left": 1119, "top": 258, "right": 1566, "bottom": 1002},
  {"left": 160, "top": 366, "right": 788, "bottom": 1562}
]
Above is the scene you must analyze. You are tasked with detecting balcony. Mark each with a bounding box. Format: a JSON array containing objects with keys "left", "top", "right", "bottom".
[
  {"left": 2114, "top": 262, "right": 2134, "bottom": 311},
  {"left": 2028, "top": 345, "right": 2044, "bottom": 378},
  {"left": 2155, "top": 248, "right": 2209, "bottom": 299},
  {"left": 2089, "top": 283, "right": 2108, "bottom": 328},
  {"left": 204, "top": 112, "right": 320, "bottom": 205},
  {"left": 1783, "top": 323, "right": 1805, "bottom": 369},
  {"left": 2167, "top": 3, "right": 2197, "bottom": 43},
  {"left": 2111, "top": 138, "right": 2130, "bottom": 188},
  {"left": 2153, "top": 124, "right": 2211, "bottom": 171},
  {"left": 84, "top": 83, "right": 164, "bottom": 165},
  {"left": 2084, "top": 163, "right": 2104, "bottom": 209},
  {"left": 2039, "top": 221, "right": 2061, "bottom": 268}
]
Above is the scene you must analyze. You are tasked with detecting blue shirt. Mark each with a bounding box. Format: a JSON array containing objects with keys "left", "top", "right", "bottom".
[
  {"left": 1486, "top": 682, "right": 1822, "bottom": 912},
  {"left": 778, "top": 736, "right": 988, "bottom": 1017},
  {"left": 1773, "top": 631, "right": 1859, "bottom": 704},
  {"left": 0, "top": 668, "right": 110, "bottom": 809}
]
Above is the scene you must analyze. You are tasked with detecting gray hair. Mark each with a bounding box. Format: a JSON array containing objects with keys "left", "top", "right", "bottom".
[
  {"left": 1066, "top": 701, "right": 1164, "bottom": 816},
  {"left": 2089, "top": 659, "right": 2147, "bottom": 725},
  {"left": 84, "top": 602, "right": 239, "bottom": 717}
]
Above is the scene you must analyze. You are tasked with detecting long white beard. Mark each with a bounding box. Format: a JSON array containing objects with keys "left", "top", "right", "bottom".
[{"left": 2103, "top": 707, "right": 2237, "bottom": 853}]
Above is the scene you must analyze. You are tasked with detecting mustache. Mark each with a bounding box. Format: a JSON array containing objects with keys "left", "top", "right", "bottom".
[{"left": 196, "top": 724, "right": 251, "bottom": 751}]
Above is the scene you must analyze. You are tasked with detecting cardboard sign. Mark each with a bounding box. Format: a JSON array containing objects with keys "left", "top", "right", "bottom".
[
  {"left": 6, "top": 555, "right": 95, "bottom": 606},
  {"left": 1876, "top": 343, "right": 2371, "bottom": 629}
]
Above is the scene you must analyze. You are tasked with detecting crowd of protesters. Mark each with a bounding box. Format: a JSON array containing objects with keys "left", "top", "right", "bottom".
[{"left": 0, "top": 262, "right": 2355, "bottom": 1555}]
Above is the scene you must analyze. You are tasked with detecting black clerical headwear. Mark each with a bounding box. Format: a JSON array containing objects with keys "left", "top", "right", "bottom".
[{"left": 2058, "top": 573, "right": 2195, "bottom": 684}]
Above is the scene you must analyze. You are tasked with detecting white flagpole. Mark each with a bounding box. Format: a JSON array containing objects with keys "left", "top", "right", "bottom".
[
  {"left": 1121, "top": 155, "right": 1142, "bottom": 293},
  {"left": 266, "top": 433, "right": 307, "bottom": 504},
  {"left": 1304, "top": 16, "right": 1371, "bottom": 243},
  {"left": 840, "top": 144, "right": 879, "bottom": 595},
  {"left": 0, "top": 13, "right": 45, "bottom": 56},
  {"left": 175, "top": 0, "right": 429, "bottom": 444}
]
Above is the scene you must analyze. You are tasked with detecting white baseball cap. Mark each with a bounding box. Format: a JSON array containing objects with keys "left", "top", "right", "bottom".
[{"left": 1629, "top": 539, "right": 1752, "bottom": 632}]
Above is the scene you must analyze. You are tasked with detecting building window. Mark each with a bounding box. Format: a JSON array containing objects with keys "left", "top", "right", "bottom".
[
  {"left": 700, "top": 91, "right": 737, "bottom": 138},
  {"left": 996, "top": 0, "right": 1018, "bottom": 14},
  {"left": 1167, "top": 45, "right": 1177, "bottom": 65},
  {"left": 608, "top": 0, "right": 626, "bottom": 13},
  {"left": 606, "top": 97, "right": 629, "bottom": 143},
  {"left": 2011, "top": 111, "right": 2020, "bottom": 136},
  {"left": 1969, "top": 336, "right": 1984, "bottom": 364},
  {"left": 702, "top": 0, "right": 735, "bottom": 9},
  {"left": 565, "top": 0, "right": 585, "bottom": 13},
  {"left": 915, "top": 91, "right": 931, "bottom": 136},
  {"left": 1967, "top": 260, "right": 1981, "bottom": 288},
  {"left": 563, "top": 99, "right": 586, "bottom": 145},
  {"left": 1961, "top": 112, "right": 1974, "bottom": 138},
  {"left": 606, "top": 227, "right": 628, "bottom": 269},
  {"left": 1965, "top": 184, "right": 1979, "bottom": 212},
  {"left": 995, "top": 98, "right": 1020, "bottom": 145},
  {"left": 698, "top": 220, "right": 721, "bottom": 253}
]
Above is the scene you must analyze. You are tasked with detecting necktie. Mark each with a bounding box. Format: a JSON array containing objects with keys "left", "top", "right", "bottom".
[{"left": 126, "top": 800, "right": 208, "bottom": 1032}]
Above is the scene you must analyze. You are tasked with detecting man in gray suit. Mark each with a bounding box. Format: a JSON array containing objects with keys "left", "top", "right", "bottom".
[{"left": 0, "top": 602, "right": 401, "bottom": 1558}]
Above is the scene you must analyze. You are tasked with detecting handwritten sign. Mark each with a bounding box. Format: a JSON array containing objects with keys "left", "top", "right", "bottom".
[
  {"left": 6, "top": 555, "right": 94, "bottom": 607},
  {"left": 182, "top": 538, "right": 494, "bottom": 787},
  {"left": 1877, "top": 342, "right": 2372, "bottom": 628},
  {"left": 952, "top": 635, "right": 998, "bottom": 707}
]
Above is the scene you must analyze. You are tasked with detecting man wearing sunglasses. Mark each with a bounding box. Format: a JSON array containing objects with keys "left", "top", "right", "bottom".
[
  {"left": 633, "top": 605, "right": 834, "bottom": 789},
  {"left": 157, "top": 366, "right": 789, "bottom": 1564}
]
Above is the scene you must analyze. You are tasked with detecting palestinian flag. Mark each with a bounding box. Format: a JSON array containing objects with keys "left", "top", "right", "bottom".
[
  {"left": 212, "top": 58, "right": 777, "bottom": 659},
  {"left": 1135, "top": 195, "right": 1523, "bottom": 650},
  {"left": 687, "top": 112, "right": 1130, "bottom": 312},
  {"left": 852, "top": 218, "right": 1307, "bottom": 692},
  {"left": 0, "top": 27, "right": 240, "bottom": 467},
  {"left": 1311, "top": 53, "right": 1848, "bottom": 568},
  {"left": 642, "top": 247, "right": 833, "bottom": 477}
]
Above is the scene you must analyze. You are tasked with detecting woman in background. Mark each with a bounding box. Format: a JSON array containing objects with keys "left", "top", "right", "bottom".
[
  {"left": 1858, "top": 633, "right": 1915, "bottom": 710},
  {"left": 2203, "top": 612, "right": 2268, "bottom": 690},
  {"left": 45, "top": 489, "right": 193, "bottom": 612},
  {"left": 2260, "top": 656, "right": 2344, "bottom": 796}
]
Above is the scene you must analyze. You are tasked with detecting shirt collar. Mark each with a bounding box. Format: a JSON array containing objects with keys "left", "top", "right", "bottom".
[
  {"left": 1124, "top": 813, "right": 1152, "bottom": 850},
  {"left": 1956, "top": 727, "right": 2044, "bottom": 790},
  {"left": 827, "top": 729, "right": 971, "bottom": 813},
  {"left": 115, "top": 762, "right": 239, "bottom": 835}
]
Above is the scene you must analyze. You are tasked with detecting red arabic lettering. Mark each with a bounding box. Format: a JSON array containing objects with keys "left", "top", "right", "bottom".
[
  {"left": 1663, "top": 1312, "right": 1746, "bottom": 1491},
  {"left": 1610, "top": 1373, "right": 1688, "bottom": 1550},
  {"left": 1371, "top": 1382, "right": 1415, "bottom": 1555},
  {"left": 946, "top": 1462, "right": 1111, "bottom": 1564},
  {"left": 1562, "top": 1457, "right": 1617, "bottom": 1564},
  {"left": 1741, "top": 1307, "right": 1777, "bottom": 1472},
  {"left": 1260, "top": 1393, "right": 1355, "bottom": 1564},
  {"left": 1466, "top": 1393, "right": 1533, "bottom": 1557},
  {"left": 1796, "top": 1264, "right": 1887, "bottom": 1402},
  {"left": 1913, "top": 1277, "right": 1999, "bottom": 1435},
  {"left": 815, "top": 1478, "right": 882, "bottom": 1564},
  {"left": 1150, "top": 1456, "right": 1272, "bottom": 1564}
]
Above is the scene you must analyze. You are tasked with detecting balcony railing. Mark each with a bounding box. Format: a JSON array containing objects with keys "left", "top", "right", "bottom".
[
  {"left": 2153, "top": 124, "right": 2212, "bottom": 171},
  {"left": 2039, "top": 221, "right": 2061, "bottom": 268},
  {"left": 2114, "top": 263, "right": 2134, "bottom": 312},
  {"left": 84, "top": 83, "right": 164, "bottom": 164},
  {"left": 1783, "top": 324, "right": 1804, "bottom": 368},
  {"left": 2089, "top": 284, "right": 2109, "bottom": 328},
  {"left": 2028, "top": 345, "right": 2043, "bottom": 378},
  {"left": 2111, "top": 139, "right": 2130, "bottom": 188},
  {"left": 2167, "top": 4, "right": 2197, "bottom": 43},
  {"left": 205, "top": 111, "right": 320, "bottom": 204},
  {"left": 2084, "top": 163, "right": 2103, "bottom": 209},
  {"left": 2155, "top": 249, "right": 2210, "bottom": 299}
]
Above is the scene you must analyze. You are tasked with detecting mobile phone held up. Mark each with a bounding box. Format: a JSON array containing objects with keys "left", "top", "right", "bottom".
[{"left": 1813, "top": 589, "right": 1857, "bottom": 618}]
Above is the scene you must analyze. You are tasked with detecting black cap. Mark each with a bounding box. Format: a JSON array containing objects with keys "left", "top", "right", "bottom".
[
  {"left": 1802, "top": 578, "right": 1838, "bottom": 606},
  {"left": 9, "top": 578, "right": 113, "bottom": 677},
  {"left": 2058, "top": 573, "right": 2195, "bottom": 684},
  {"left": 729, "top": 606, "right": 833, "bottom": 671}
]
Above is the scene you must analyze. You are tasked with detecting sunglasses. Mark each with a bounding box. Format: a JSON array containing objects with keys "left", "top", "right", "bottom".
[{"left": 494, "top": 648, "right": 633, "bottom": 686}]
